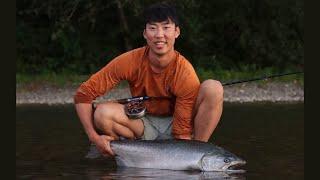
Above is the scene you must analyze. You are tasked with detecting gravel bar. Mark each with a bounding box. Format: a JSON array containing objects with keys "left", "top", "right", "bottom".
[{"left": 16, "top": 82, "right": 304, "bottom": 105}]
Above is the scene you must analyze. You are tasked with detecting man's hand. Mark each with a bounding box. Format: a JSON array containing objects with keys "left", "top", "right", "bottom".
[{"left": 92, "top": 135, "right": 116, "bottom": 157}]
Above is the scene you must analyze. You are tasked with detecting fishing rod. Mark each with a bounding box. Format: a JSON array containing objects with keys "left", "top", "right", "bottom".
[
  {"left": 107, "top": 71, "right": 304, "bottom": 103},
  {"left": 102, "top": 71, "right": 303, "bottom": 118},
  {"left": 109, "top": 96, "right": 171, "bottom": 104},
  {"left": 109, "top": 96, "right": 151, "bottom": 104},
  {"left": 222, "top": 71, "right": 303, "bottom": 86}
]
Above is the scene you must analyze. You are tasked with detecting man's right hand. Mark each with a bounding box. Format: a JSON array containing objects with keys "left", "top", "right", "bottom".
[{"left": 92, "top": 135, "right": 116, "bottom": 157}]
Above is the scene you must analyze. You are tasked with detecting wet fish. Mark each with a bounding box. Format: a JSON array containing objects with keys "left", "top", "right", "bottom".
[{"left": 110, "top": 139, "right": 246, "bottom": 172}]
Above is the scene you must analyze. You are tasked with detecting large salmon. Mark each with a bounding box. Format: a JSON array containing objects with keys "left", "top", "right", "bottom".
[{"left": 109, "top": 139, "right": 246, "bottom": 172}]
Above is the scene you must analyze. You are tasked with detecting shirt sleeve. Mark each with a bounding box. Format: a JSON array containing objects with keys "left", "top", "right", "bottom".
[
  {"left": 74, "top": 51, "right": 136, "bottom": 104},
  {"left": 172, "top": 63, "right": 200, "bottom": 138}
]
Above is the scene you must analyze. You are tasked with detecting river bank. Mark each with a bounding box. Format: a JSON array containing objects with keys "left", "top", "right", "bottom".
[{"left": 16, "top": 81, "right": 304, "bottom": 105}]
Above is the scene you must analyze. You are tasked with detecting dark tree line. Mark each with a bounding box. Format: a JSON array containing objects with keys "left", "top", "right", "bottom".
[{"left": 17, "top": 0, "right": 304, "bottom": 74}]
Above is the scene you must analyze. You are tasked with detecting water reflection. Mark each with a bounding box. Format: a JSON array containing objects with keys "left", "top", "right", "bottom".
[
  {"left": 87, "top": 167, "right": 245, "bottom": 180},
  {"left": 16, "top": 103, "right": 304, "bottom": 179}
]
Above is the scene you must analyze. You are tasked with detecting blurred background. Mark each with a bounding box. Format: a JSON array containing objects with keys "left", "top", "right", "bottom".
[{"left": 16, "top": 0, "right": 304, "bottom": 83}]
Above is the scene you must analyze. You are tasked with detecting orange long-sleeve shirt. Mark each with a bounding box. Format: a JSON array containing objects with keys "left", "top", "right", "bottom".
[{"left": 74, "top": 46, "right": 200, "bottom": 137}]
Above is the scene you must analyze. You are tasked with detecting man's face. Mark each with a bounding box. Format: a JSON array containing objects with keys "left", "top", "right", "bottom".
[{"left": 143, "top": 19, "right": 180, "bottom": 56}]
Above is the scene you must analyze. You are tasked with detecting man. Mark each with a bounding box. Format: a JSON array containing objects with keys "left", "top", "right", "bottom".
[{"left": 74, "top": 2, "right": 223, "bottom": 157}]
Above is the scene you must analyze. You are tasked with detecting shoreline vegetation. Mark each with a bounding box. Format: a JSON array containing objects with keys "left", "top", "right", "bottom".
[
  {"left": 17, "top": 0, "right": 304, "bottom": 105},
  {"left": 16, "top": 72, "right": 304, "bottom": 105}
]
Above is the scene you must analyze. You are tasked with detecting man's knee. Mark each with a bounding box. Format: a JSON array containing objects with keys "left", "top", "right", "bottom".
[
  {"left": 199, "top": 79, "right": 224, "bottom": 101},
  {"left": 93, "top": 103, "right": 119, "bottom": 130},
  {"left": 93, "top": 102, "right": 143, "bottom": 139}
]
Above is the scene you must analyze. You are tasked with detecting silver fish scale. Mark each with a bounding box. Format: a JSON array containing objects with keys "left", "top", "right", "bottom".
[{"left": 110, "top": 140, "right": 229, "bottom": 171}]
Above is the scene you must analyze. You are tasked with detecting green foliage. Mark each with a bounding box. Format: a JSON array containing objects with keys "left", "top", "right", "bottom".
[
  {"left": 196, "top": 65, "right": 304, "bottom": 85},
  {"left": 17, "top": 0, "right": 304, "bottom": 75},
  {"left": 16, "top": 71, "right": 89, "bottom": 87}
]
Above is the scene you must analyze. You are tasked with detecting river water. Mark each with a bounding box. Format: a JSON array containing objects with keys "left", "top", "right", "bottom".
[{"left": 16, "top": 103, "right": 304, "bottom": 179}]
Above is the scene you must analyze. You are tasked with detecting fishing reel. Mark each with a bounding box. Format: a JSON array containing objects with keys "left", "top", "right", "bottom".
[{"left": 124, "top": 100, "right": 146, "bottom": 119}]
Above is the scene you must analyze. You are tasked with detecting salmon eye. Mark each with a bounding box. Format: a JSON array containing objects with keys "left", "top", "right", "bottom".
[{"left": 224, "top": 158, "right": 231, "bottom": 163}]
